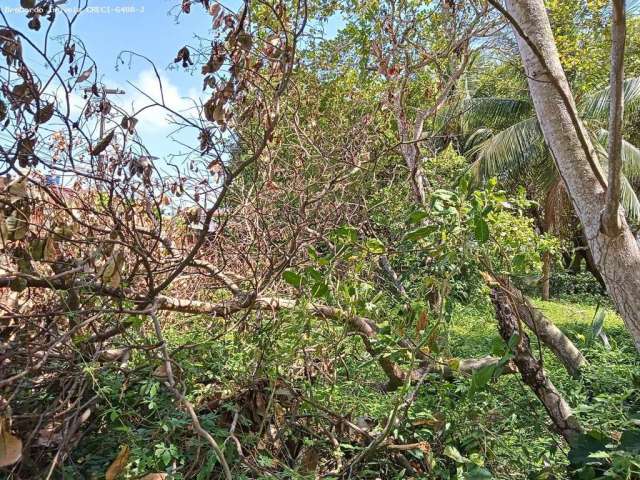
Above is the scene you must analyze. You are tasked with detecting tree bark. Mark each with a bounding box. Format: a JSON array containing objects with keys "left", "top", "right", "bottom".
[
  {"left": 602, "top": 0, "right": 626, "bottom": 235},
  {"left": 504, "top": 0, "right": 640, "bottom": 351},
  {"left": 541, "top": 251, "right": 551, "bottom": 301},
  {"left": 491, "top": 287, "right": 582, "bottom": 443},
  {"left": 506, "top": 282, "right": 587, "bottom": 377}
]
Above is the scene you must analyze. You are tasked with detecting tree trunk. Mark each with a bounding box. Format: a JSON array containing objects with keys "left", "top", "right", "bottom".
[
  {"left": 541, "top": 251, "right": 551, "bottom": 301},
  {"left": 602, "top": 0, "right": 626, "bottom": 235},
  {"left": 505, "top": 0, "right": 640, "bottom": 351},
  {"left": 397, "top": 125, "right": 427, "bottom": 205},
  {"left": 491, "top": 287, "right": 582, "bottom": 443}
]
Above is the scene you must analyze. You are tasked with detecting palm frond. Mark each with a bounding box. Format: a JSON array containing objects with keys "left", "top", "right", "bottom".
[
  {"left": 594, "top": 129, "right": 640, "bottom": 182},
  {"left": 535, "top": 155, "right": 561, "bottom": 194},
  {"left": 462, "top": 97, "right": 532, "bottom": 132},
  {"left": 464, "top": 128, "right": 494, "bottom": 152},
  {"left": 580, "top": 77, "right": 640, "bottom": 119},
  {"left": 621, "top": 139, "right": 640, "bottom": 182},
  {"left": 467, "top": 117, "right": 544, "bottom": 181},
  {"left": 591, "top": 130, "right": 640, "bottom": 222},
  {"left": 621, "top": 176, "right": 640, "bottom": 222}
]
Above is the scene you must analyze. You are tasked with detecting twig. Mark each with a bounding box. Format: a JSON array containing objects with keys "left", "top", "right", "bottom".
[{"left": 150, "top": 310, "right": 233, "bottom": 480}]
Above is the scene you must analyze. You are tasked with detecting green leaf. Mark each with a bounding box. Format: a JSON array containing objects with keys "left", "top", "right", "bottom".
[
  {"left": 580, "top": 77, "right": 640, "bottom": 119},
  {"left": 512, "top": 253, "right": 527, "bottom": 272},
  {"left": 408, "top": 211, "right": 429, "bottom": 224},
  {"left": 586, "top": 305, "right": 606, "bottom": 347},
  {"left": 467, "top": 117, "right": 545, "bottom": 183},
  {"left": 467, "top": 466, "right": 494, "bottom": 479},
  {"left": 568, "top": 432, "right": 608, "bottom": 467},
  {"left": 473, "top": 217, "right": 489, "bottom": 243},
  {"left": 365, "top": 238, "right": 385, "bottom": 254},
  {"left": 469, "top": 364, "right": 495, "bottom": 396},
  {"left": 334, "top": 226, "right": 357, "bottom": 243},
  {"left": 620, "top": 429, "right": 640, "bottom": 453},
  {"left": 282, "top": 270, "right": 302, "bottom": 288},
  {"left": 443, "top": 445, "right": 469, "bottom": 464},
  {"left": 507, "top": 333, "right": 520, "bottom": 350},
  {"left": 311, "top": 282, "right": 329, "bottom": 299},
  {"left": 432, "top": 189, "right": 458, "bottom": 201},
  {"left": 305, "top": 267, "right": 323, "bottom": 282},
  {"left": 404, "top": 225, "right": 436, "bottom": 242}
]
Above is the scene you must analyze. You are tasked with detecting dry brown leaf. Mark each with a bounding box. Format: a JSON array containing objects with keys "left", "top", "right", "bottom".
[
  {"left": 209, "top": 3, "right": 221, "bottom": 16},
  {"left": 416, "top": 310, "right": 428, "bottom": 333},
  {"left": 35, "top": 102, "right": 54, "bottom": 124},
  {"left": 120, "top": 116, "right": 138, "bottom": 134},
  {"left": 207, "top": 159, "right": 223, "bottom": 174},
  {"left": 418, "top": 441, "right": 431, "bottom": 454},
  {"left": 77, "top": 67, "right": 93, "bottom": 83},
  {"left": 43, "top": 237, "right": 56, "bottom": 261},
  {"left": 79, "top": 408, "right": 91, "bottom": 425},
  {"left": 105, "top": 444, "right": 130, "bottom": 480},
  {"left": 90, "top": 130, "right": 114, "bottom": 156},
  {"left": 140, "top": 474, "right": 167, "bottom": 480},
  {"left": 0, "top": 430, "right": 22, "bottom": 468},
  {"left": 97, "top": 348, "right": 129, "bottom": 363},
  {"left": 153, "top": 364, "right": 168, "bottom": 379},
  {"left": 100, "top": 249, "right": 124, "bottom": 289},
  {"left": 298, "top": 447, "right": 319, "bottom": 474},
  {"left": 0, "top": 100, "right": 7, "bottom": 122},
  {"left": 213, "top": 12, "right": 223, "bottom": 29},
  {"left": 6, "top": 176, "right": 27, "bottom": 198}
]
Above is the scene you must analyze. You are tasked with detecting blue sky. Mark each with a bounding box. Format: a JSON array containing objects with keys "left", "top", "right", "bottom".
[{"left": 0, "top": 1, "right": 343, "bottom": 164}]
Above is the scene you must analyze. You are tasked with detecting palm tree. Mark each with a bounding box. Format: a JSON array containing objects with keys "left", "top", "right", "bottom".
[{"left": 463, "top": 78, "right": 640, "bottom": 298}]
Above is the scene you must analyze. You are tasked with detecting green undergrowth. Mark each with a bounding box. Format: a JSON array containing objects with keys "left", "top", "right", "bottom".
[
  {"left": 446, "top": 298, "right": 640, "bottom": 478},
  {"left": 62, "top": 297, "right": 640, "bottom": 479}
]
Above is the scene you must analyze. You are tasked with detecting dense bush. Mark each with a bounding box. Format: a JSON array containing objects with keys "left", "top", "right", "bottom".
[{"left": 550, "top": 271, "right": 607, "bottom": 302}]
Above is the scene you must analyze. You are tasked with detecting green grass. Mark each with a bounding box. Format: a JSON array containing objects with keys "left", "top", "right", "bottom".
[{"left": 440, "top": 297, "right": 640, "bottom": 479}]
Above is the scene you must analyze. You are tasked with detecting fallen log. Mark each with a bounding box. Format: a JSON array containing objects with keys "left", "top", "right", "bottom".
[
  {"left": 158, "top": 294, "right": 516, "bottom": 389},
  {"left": 491, "top": 286, "right": 582, "bottom": 442},
  {"left": 0, "top": 274, "right": 517, "bottom": 390},
  {"left": 483, "top": 274, "right": 587, "bottom": 377}
]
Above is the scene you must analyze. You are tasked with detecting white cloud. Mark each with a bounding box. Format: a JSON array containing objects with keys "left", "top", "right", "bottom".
[
  {"left": 49, "top": 68, "right": 203, "bottom": 136},
  {"left": 125, "top": 69, "right": 203, "bottom": 134},
  {"left": 48, "top": 69, "right": 205, "bottom": 159}
]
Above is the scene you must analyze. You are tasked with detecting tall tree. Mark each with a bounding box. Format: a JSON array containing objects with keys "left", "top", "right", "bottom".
[{"left": 497, "top": 0, "right": 640, "bottom": 350}]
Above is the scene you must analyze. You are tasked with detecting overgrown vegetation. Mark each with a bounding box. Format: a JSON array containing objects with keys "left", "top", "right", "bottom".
[{"left": 1, "top": 0, "right": 640, "bottom": 479}]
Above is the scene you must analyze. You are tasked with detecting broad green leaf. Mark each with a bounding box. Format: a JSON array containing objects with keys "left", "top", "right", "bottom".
[
  {"left": 311, "top": 282, "right": 329, "bottom": 299},
  {"left": 469, "top": 364, "right": 495, "bottom": 396},
  {"left": 408, "top": 211, "right": 429, "bottom": 224},
  {"left": 333, "top": 226, "right": 357, "bottom": 243},
  {"left": 586, "top": 305, "right": 606, "bottom": 348},
  {"left": 620, "top": 429, "right": 640, "bottom": 453},
  {"left": 568, "top": 432, "right": 608, "bottom": 467},
  {"left": 404, "top": 225, "right": 436, "bottom": 242},
  {"left": 473, "top": 217, "right": 489, "bottom": 243},
  {"left": 365, "top": 238, "right": 385, "bottom": 254},
  {"left": 512, "top": 253, "right": 527, "bottom": 272},
  {"left": 443, "top": 445, "right": 469, "bottom": 464},
  {"left": 282, "top": 270, "right": 302, "bottom": 288}
]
